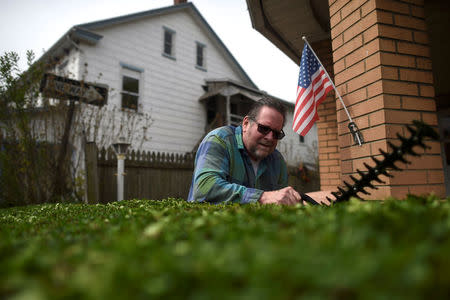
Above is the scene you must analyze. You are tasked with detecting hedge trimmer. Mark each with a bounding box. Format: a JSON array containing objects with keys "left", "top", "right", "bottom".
[{"left": 301, "top": 120, "right": 439, "bottom": 206}]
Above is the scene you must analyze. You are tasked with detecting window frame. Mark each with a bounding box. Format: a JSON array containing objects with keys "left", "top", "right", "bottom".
[
  {"left": 195, "top": 41, "right": 207, "bottom": 71},
  {"left": 162, "top": 26, "right": 176, "bottom": 60},
  {"left": 120, "top": 63, "right": 144, "bottom": 111}
]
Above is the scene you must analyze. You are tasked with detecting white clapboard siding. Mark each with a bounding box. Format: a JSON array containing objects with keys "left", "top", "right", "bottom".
[
  {"left": 74, "top": 9, "right": 248, "bottom": 154},
  {"left": 277, "top": 109, "right": 319, "bottom": 169},
  {"left": 52, "top": 5, "right": 318, "bottom": 167},
  {"left": 54, "top": 48, "right": 81, "bottom": 79}
]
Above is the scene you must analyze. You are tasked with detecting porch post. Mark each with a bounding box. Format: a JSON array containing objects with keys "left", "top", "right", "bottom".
[
  {"left": 327, "top": 0, "right": 445, "bottom": 198},
  {"left": 226, "top": 95, "right": 231, "bottom": 126}
]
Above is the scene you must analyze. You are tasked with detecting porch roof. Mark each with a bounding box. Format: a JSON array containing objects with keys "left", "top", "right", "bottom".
[
  {"left": 246, "top": 0, "right": 330, "bottom": 65},
  {"left": 199, "top": 78, "right": 294, "bottom": 108}
]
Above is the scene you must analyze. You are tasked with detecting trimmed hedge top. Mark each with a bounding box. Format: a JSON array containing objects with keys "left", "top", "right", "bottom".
[{"left": 1, "top": 196, "right": 450, "bottom": 299}]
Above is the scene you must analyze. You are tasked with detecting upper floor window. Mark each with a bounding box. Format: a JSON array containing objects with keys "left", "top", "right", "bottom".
[
  {"left": 163, "top": 27, "right": 176, "bottom": 59},
  {"left": 196, "top": 42, "right": 206, "bottom": 70},
  {"left": 120, "top": 63, "right": 143, "bottom": 111}
]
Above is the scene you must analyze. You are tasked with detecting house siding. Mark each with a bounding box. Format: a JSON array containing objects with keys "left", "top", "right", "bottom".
[
  {"left": 278, "top": 110, "right": 318, "bottom": 169},
  {"left": 75, "top": 10, "right": 246, "bottom": 154},
  {"left": 54, "top": 48, "right": 81, "bottom": 79},
  {"left": 43, "top": 5, "right": 317, "bottom": 169}
]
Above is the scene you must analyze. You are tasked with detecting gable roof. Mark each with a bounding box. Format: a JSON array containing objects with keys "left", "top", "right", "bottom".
[{"left": 37, "top": 2, "right": 257, "bottom": 89}]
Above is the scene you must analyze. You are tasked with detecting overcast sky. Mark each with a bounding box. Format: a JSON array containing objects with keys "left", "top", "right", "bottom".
[{"left": 0, "top": 0, "right": 300, "bottom": 102}]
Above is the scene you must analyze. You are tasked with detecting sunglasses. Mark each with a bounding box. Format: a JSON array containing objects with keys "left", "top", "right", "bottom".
[{"left": 250, "top": 119, "right": 285, "bottom": 140}]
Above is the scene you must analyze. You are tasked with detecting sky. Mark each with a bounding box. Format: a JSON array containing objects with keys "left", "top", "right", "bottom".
[{"left": 0, "top": 0, "right": 300, "bottom": 102}]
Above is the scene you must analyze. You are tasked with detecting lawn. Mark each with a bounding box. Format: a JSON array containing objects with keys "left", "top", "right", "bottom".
[{"left": 1, "top": 197, "right": 450, "bottom": 299}]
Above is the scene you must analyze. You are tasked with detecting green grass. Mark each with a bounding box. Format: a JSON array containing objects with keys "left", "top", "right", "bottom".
[{"left": 1, "top": 196, "right": 450, "bottom": 299}]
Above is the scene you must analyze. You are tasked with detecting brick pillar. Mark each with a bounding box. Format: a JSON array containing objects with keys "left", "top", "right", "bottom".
[
  {"left": 314, "top": 40, "right": 341, "bottom": 191},
  {"left": 328, "top": 0, "right": 445, "bottom": 198}
]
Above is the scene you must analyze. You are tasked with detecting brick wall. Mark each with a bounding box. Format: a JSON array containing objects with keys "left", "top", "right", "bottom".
[{"left": 328, "top": 0, "right": 445, "bottom": 199}]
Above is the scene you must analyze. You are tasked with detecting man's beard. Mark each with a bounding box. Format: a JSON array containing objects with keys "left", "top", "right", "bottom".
[{"left": 247, "top": 142, "right": 274, "bottom": 161}]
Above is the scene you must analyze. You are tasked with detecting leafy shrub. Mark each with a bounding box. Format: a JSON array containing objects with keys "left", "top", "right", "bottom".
[
  {"left": 0, "top": 51, "right": 72, "bottom": 207},
  {"left": 1, "top": 197, "right": 450, "bottom": 299},
  {"left": 0, "top": 51, "right": 154, "bottom": 207}
]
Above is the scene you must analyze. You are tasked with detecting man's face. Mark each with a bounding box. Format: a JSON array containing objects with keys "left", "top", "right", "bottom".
[{"left": 242, "top": 106, "right": 284, "bottom": 162}]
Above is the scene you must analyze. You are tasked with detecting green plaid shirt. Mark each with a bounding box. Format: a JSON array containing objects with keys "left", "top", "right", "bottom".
[{"left": 187, "top": 125, "right": 288, "bottom": 204}]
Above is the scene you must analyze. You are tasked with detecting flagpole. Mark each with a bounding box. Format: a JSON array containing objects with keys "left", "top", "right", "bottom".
[{"left": 302, "top": 36, "right": 363, "bottom": 146}]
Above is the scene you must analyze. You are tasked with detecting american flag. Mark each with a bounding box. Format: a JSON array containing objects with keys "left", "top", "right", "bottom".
[{"left": 293, "top": 43, "right": 333, "bottom": 136}]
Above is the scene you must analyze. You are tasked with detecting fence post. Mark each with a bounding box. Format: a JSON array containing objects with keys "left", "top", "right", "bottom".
[{"left": 85, "top": 142, "right": 99, "bottom": 204}]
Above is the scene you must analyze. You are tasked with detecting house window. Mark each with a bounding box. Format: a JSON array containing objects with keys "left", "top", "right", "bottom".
[
  {"left": 120, "top": 64, "right": 143, "bottom": 110},
  {"left": 163, "top": 27, "right": 175, "bottom": 59},
  {"left": 196, "top": 42, "right": 206, "bottom": 70},
  {"left": 122, "top": 76, "right": 139, "bottom": 110}
]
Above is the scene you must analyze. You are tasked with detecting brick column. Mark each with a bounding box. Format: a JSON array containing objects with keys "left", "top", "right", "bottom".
[
  {"left": 328, "top": 0, "right": 445, "bottom": 198},
  {"left": 314, "top": 40, "right": 341, "bottom": 191}
]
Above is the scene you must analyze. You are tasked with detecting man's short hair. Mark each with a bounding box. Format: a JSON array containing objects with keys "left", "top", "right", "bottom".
[{"left": 246, "top": 96, "right": 287, "bottom": 126}]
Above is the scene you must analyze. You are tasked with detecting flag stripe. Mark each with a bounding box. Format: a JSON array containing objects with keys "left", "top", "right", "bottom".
[
  {"left": 294, "top": 101, "right": 315, "bottom": 133},
  {"left": 294, "top": 86, "right": 312, "bottom": 121},
  {"left": 293, "top": 44, "right": 333, "bottom": 137},
  {"left": 293, "top": 71, "right": 323, "bottom": 131},
  {"left": 295, "top": 82, "right": 332, "bottom": 134}
]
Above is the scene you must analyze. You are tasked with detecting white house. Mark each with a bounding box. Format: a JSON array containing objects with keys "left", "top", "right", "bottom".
[{"left": 36, "top": 1, "right": 318, "bottom": 168}]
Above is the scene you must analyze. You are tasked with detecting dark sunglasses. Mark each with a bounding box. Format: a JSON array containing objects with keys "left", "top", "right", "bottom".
[{"left": 250, "top": 119, "right": 285, "bottom": 140}]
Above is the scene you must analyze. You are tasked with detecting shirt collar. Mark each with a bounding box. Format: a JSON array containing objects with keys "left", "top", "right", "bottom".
[{"left": 235, "top": 125, "right": 245, "bottom": 150}]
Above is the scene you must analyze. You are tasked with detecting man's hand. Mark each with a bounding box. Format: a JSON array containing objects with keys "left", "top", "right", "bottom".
[
  {"left": 259, "top": 186, "right": 302, "bottom": 205},
  {"left": 259, "top": 188, "right": 336, "bottom": 206}
]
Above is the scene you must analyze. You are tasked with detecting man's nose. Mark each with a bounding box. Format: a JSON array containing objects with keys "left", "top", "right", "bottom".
[{"left": 264, "top": 130, "right": 276, "bottom": 141}]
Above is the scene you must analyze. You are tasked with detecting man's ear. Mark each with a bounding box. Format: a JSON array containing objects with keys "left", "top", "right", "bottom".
[{"left": 242, "top": 116, "right": 250, "bottom": 132}]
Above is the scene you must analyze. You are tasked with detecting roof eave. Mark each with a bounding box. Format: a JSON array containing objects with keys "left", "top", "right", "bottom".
[
  {"left": 72, "top": 27, "right": 103, "bottom": 45},
  {"left": 35, "top": 27, "right": 103, "bottom": 69},
  {"left": 246, "top": 0, "right": 301, "bottom": 64},
  {"left": 245, "top": 0, "right": 331, "bottom": 66}
]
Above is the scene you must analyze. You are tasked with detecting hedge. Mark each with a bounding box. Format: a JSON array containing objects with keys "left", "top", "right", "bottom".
[{"left": 1, "top": 196, "right": 450, "bottom": 299}]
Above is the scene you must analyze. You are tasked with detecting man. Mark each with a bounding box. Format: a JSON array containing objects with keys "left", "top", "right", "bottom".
[{"left": 187, "top": 97, "right": 332, "bottom": 205}]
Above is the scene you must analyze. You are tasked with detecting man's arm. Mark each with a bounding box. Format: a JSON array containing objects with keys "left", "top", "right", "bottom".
[
  {"left": 259, "top": 188, "right": 334, "bottom": 206},
  {"left": 189, "top": 134, "right": 263, "bottom": 204}
]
